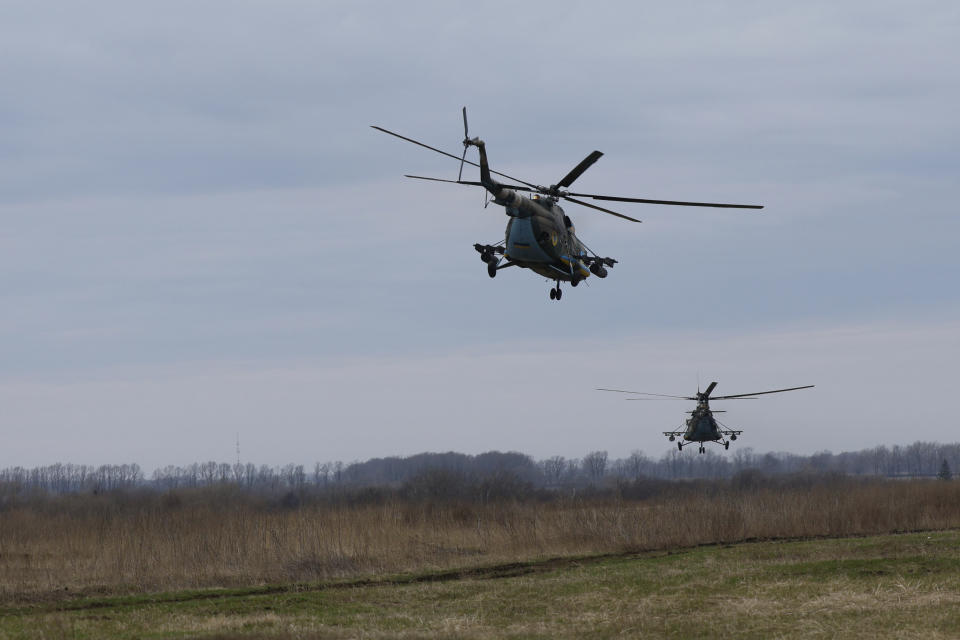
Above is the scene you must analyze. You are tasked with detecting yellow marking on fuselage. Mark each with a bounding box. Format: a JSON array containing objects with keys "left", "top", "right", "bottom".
[{"left": 558, "top": 256, "right": 591, "bottom": 276}]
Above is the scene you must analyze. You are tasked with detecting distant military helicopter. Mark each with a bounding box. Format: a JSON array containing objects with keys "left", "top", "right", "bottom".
[
  {"left": 372, "top": 109, "right": 763, "bottom": 300},
  {"left": 597, "top": 382, "right": 814, "bottom": 453}
]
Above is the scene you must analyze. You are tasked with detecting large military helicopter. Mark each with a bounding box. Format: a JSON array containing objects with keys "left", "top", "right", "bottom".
[
  {"left": 597, "top": 382, "right": 814, "bottom": 453},
  {"left": 372, "top": 109, "right": 763, "bottom": 300}
]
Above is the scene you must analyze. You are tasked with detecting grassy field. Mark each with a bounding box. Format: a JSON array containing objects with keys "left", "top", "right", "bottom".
[
  {"left": 1, "top": 530, "right": 958, "bottom": 638},
  {"left": 2, "top": 480, "right": 959, "bottom": 637},
  {"left": 3, "top": 479, "right": 959, "bottom": 600}
]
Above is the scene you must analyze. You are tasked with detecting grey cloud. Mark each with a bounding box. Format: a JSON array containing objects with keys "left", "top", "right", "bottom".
[
  {"left": 2, "top": 319, "right": 956, "bottom": 469},
  {"left": 1, "top": 1, "right": 958, "bottom": 465}
]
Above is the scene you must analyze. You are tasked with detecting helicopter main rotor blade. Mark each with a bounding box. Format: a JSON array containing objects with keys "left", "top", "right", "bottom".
[
  {"left": 703, "top": 381, "right": 718, "bottom": 397},
  {"left": 711, "top": 384, "right": 815, "bottom": 400},
  {"left": 404, "top": 175, "right": 535, "bottom": 192},
  {"left": 566, "top": 192, "right": 764, "bottom": 209},
  {"left": 372, "top": 125, "right": 468, "bottom": 165},
  {"left": 557, "top": 150, "right": 603, "bottom": 188},
  {"left": 563, "top": 196, "right": 642, "bottom": 223},
  {"left": 371, "top": 125, "right": 539, "bottom": 189},
  {"left": 407, "top": 173, "right": 642, "bottom": 224},
  {"left": 407, "top": 175, "right": 483, "bottom": 187},
  {"left": 596, "top": 388, "right": 689, "bottom": 399}
]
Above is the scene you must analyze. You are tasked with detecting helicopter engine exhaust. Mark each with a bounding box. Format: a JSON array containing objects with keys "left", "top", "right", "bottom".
[{"left": 590, "top": 263, "right": 608, "bottom": 278}]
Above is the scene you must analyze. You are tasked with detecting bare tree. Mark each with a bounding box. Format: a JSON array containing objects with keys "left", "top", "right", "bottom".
[
  {"left": 582, "top": 451, "right": 608, "bottom": 482},
  {"left": 541, "top": 456, "right": 567, "bottom": 486},
  {"left": 624, "top": 450, "right": 650, "bottom": 480}
]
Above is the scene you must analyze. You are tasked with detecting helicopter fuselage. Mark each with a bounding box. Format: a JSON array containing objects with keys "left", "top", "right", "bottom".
[
  {"left": 474, "top": 141, "right": 593, "bottom": 283},
  {"left": 683, "top": 402, "right": 722, "bottom": 442},
  {"left": 374, "top": 110, "right": 762, "bottom": 300},
  {"left": 502, "top": 199, "right": 591, "bottom": 282}
]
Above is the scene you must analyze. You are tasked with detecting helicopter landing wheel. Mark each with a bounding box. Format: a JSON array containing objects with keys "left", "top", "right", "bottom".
[
  {"left": 555, "top": 287, "right": 562, "bottom": 300},
  {"left": 487, "top": 262, "right": 497, "bottom": 278},
  {"left": 571, "top": 277, "right": 579, "bottom": 287},
  {"left": 678, "top": 442, "right": 683, "bottom": 451},
  {"left": 549, "top": 288, "right": 556, "bottom": 300},
  {"left": 699, "top": 445, "right": 705, "bottom": 454},
  {"left": 724, "top": 441, "right": 730, "bottom": 450}
]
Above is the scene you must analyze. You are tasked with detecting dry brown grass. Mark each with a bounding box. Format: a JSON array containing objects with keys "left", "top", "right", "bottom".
[{"left": 1, "top": 479, "right": 958, "bottom": 602}]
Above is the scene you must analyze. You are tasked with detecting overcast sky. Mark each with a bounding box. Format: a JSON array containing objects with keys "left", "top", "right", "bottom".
[{"left": 1, "top": 1, "right": 958, "bottom": 469}]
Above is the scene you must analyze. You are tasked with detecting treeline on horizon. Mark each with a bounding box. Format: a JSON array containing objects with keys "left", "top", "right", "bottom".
[{"left": 1, "top": 440, "right": 957, "bottom": 499}]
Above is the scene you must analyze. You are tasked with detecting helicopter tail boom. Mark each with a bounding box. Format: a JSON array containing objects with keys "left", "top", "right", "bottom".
[{"left": 466, "top": 138, "right": 523, "bottom": 206}]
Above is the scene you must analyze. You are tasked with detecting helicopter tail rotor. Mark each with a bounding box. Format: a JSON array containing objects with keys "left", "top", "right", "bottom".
[{"left": 458, "top": 107, "right": 469, "bottom": 181}]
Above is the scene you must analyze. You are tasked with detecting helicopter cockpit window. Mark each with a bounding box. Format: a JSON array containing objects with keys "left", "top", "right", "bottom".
[{"left": 563, "top": 215, "right": 572, "bottom": 228}]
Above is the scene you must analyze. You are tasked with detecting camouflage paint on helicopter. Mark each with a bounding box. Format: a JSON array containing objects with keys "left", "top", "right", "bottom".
[
  {"left": 471, "top": 139, "right": 594, "bottom": 295},
  {"left": 502, "top": 204, "right": 592, "bottom": 283},
  {"left": 598, "top": 381, "right": 815, "bottom": 453},
  {"left": 373, "top": 108, "right": 762, "bottom": 301}
]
